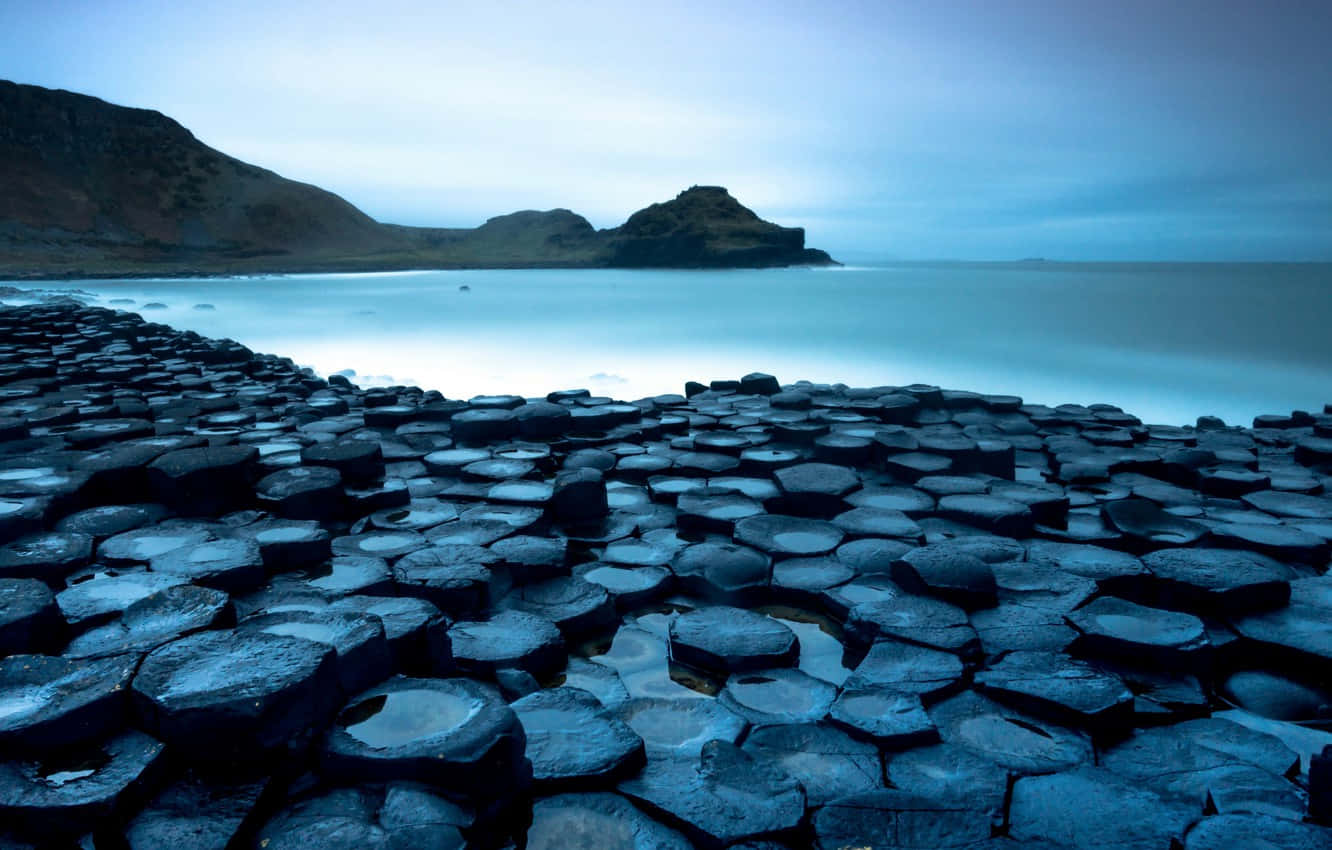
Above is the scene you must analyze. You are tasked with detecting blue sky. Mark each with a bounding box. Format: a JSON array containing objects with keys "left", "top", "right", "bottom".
[{"left": 3, "top": 0, "right": 1329, "bottom": 260}]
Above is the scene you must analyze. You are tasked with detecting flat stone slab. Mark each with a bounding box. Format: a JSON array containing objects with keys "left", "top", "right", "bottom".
[
  {"left": 131, "top": 628, "right": 338, "bottom": 762},
  {"left": 975, "top": 650, "right": 1134, "bottom": 731},
  {"left": 718, "top": 667, "right": 837, "bottom": 725},
  {"left": 845, "top": 594, "right": 980, "bottom": 657},
  {"left": 512, "top": 687, "right": 644, "bottom": 788},
  {"left": 891, "top": 545, "right": 998, "bottom": 610},
  {"left": 526, "top": 792, "right": 692, "bottom": 850},
  {"left": 930, "top": 690, "right": 1094, "bottom": 775},
  {"left": 1067, "top": 596, "right": 1211, "bottom": 669},
  {"left": 0, "top": 653, "right": 137, "bottom": 753},
  {"left": 668, "top": 605, "right": 797, "bottom": 673},
  {"left": 843, "top": 638, "right": 965, "bottom": 700},
  {"left": 743, "top": 722, "right": 883, "bottom": 807},
  {"left": 829, "top": 686, "right": 937, "bottom": 748},
  {"left": 0, "top": 577, "right": 60, "bottom": 655},
  {"left": 733, "top": 514, "right": 845, "bottom": 557},
  {"left": 618, "top": 740, "right": 804, "bottom": 847},
  {"left": 323, "top": 676, "right": 526, "bottom": 796},
  {"left": 239, "top": 609, "right": 390, "bottom": 695},
  {"left": 1183, "top": 813, "right": 1332, "bottom": 850},
  {"left": 811, "top": 788, "right": 992, "bottom": 850},
  {"left": 886, "top": 743, "right": 1008, "bottom": 823},
  {"left": 612, "top": 697, "right": 748, "bottom": 758},
  {"left": 252, "top": 784, "right": 469, "bottom": 850},
  {"left": 64, "top": 584, "right": 233, "bottom": 660},
  {"left": 448, "top": 609, "right": 565, "bottom": 679},
  {"left": 1009, "top": 767, "right": 1198, "bottom": 850},
  {"left": 1141, "top": 547, "right": 1294, "bottom": 613}
]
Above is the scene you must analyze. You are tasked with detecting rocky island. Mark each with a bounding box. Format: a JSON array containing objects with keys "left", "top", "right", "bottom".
[
  {"left": 0, "top": 299, "right": 1330, "bottom": 848},
  {"left": 0, "top": 81, "right": 835, "bottom": 278}
]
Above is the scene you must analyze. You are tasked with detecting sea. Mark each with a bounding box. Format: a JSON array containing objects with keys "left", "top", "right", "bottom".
[{"left": 5, "top": 262, "right": 1330, "bottom": 428}]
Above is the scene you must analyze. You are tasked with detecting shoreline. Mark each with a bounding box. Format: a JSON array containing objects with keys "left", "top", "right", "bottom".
[{"left": 1, "top": 301, "right": 1330, "bottom": 846}]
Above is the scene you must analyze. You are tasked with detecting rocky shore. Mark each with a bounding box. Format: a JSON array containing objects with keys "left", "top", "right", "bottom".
[{"left": 1, "top": 301, "right": 1330, "bottom": 849}]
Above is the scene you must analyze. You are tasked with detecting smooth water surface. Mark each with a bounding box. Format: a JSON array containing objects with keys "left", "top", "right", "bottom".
[{"left": 8, "top": 262, "right": 1330, "bottom": 426}]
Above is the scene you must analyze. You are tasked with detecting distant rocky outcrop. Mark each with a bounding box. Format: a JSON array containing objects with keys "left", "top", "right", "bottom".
[{"left": 0, "top": 81, "right": 836, "bottom": 277}]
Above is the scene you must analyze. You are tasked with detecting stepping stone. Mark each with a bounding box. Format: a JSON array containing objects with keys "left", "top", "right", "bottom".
[
  {"left": 575, "top": 562, "right": 672, "bottom": 610},
  {"left": 147, "top": 445, "right": 256, "bottom": 515},
  {"left": 771, "top": 556, "right": 854, "bottom": 601},
  {"left": 149, "top": 537, "right": 264, "bottom": 592},
  {"left": 551, "top": 468, "right": 608, "bottom": 522},
  {"left": 811, "top": 788, "right": 991, "bottom": 850},
  {"left": 845, "top": 595, "right": 979, "bottom": 658},
  {"left": 831, "top": 506, "right": 922, "bottom": 539},
  {"left": 526, "top": 792, "right": 691, "bottom": 850},
  {"left": 733, "top": 514, "right": 844, "bottom": 557},
  {"left": 676, "top": 488, "right": 764, "bottom": 534},
  {"left": 0, "top": 496, "right": 48, "bottom": 544},
  {"left": 512, "top": 687, "right": 644, "bottom": 788},
  {"left": 1067, "top": 597, "right": 1211, "bottom": 669},
  {"left": 1100, "top": 717, "right": 1301, "bottom": 798},
  {"left": 98, "top": 524, "right": 213, "bottom": 567},
  {"left": 500, "top": 576, "right": 616, "bottom": 637},
  {"left": 1024, "top": 539, "right": 1148, "bottom": 596},
  {"left": 603, "top": 534, "right": 680, "bottom": 568},
  {"left": 930, "top": 690, "right": 1093, "bottom": 774},
  {"left": 0, "top": 729, "right": 167, "bottom": 843},
  {"left": 1209, "top": 520, "right": 1329, "bottom": 564},
  {"left": 0, "top": 578, "right": 61, "bottom": 655},
  {"left": 969, "top": 601, "right": 1080, "bottom": 656},
  {"left": 239, "top": 610, "right": 390, "bottom": 695},
  {"left": 1102, "top": 498, "right": 1209, "bottom": 550},
  {"left": 1009, "top": 767, "right": 1197, "bottom": 850},
  {"left": 1242, "top": 489, "right": 1332, "bottom": 519},
  {"left": 891, "top": 546, "right": 998, "bottom": 610},
  {"left": 131, "top": 628, "right": 339, "bottom": 763},
  {"left": 844, "top": 638, "right": 965, "bottom": 700},
  {"left": 829, "top": 686, "right": 937, "bottom": 747},
  {"left": 773, "top": 462, "right": 859, "bottom": 515},
  {"left": 489, "top": 535, "right": 568, "bottom": 583},
  {"left": 883, "top": 451, "right": 953, "bottom": 481},
  {"left": 448, "top": 609, "right": 565, "bottom": 679},
  {"left": 422, "top": 447, "right": 490, "bottom": 475},
  {"left": 937, "top": 494, "right": 1034, "bottom": 537},
  {"left": 886, "top": 743, "right": 1008, "bottom": 821},
  {"left": 1141, "top": 547, "right": 1294, "bottom": 614},
  {"left": 302, "top": 554, "right": 393, "bottom": 597},
  {"left": 54, "top": 504, "right": 163, "bottom": 539},
  {"left": 743, "top": 723, "right": 882, "bottom": 807},
  {"left": 835, "top": 537, "right": 914, "bottom": 574},
  {"left": 0, "top": 531, "right": 93, "bottom": 583},
  {"left": 718, "top": 668, "right": 837, "bottom": 725},
  {"left": 671, "top": 541, "right": 771, "bottom": 602},
  {"left": 1220, "top": 669, "right": 1332, "bottom": 723},
  {"left": 331, "top": 529, "right": 427, "bottom": 560},
  {"left": 975, "top": 650, "right": 1134, "bottom": 731},
  {"left": 64, "top": 584, "right": 232, "bottom": 660},
  {"left": 1183, "top": 813, "right": 1332, "bottom": 850},
  {"left": 323, "top": 676, "right": 527, "bottom": 797},
  {"left": 612, "top": 698, "right": 748, "bottom": 758},
  {"left": 56, "top": 568, "right": 187, "bottom": 629},
  {"left": 847, "top": 485, "right": 935, "bottom": 516},
  {"left": 450, "top": 409, "right": 517, "bottom": 444},
  {"left": 1232, "top": 601, "right": 1332, "bottom": 676},
  {"left": 235, "top": 519, "right": 332, "bottom": 568},
  {"left": 393, "top": 544, "right": 504, "bottom": 612},
  {"left": 0, "top": 653, "right": 137, "bottom": 753},
  {"left": 668, "top": 606, "right": 797, "bottom": 673},
  {"left": 329, "top": 594, "right": 449, "bottom": 674},
  {"left": 255, "top": 466, "right": 344, "bottom": 519},
  {"left": 125, "top": 771, "right": 270, "bottom": 850},
  {"left": 514, "top": 401, "right": 573, "bottom": 438},
  {"left": 618, "top": 741, "right": 804, "bottom": 847}
]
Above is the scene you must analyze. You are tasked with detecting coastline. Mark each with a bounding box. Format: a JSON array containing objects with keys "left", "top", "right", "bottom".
[{"left": 1, "top": 301, "right": 1330, "bottom": 846}]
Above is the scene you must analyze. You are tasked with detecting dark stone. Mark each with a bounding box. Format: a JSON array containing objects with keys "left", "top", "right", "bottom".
[
  {"left": 1102, "top": 498, "right": 1209, "bottom": 550},
  {"left": 1184, "top": 814, "right": 1332, "bottom": 850},
  {"left": 739, "top": 373, "right": 781, "bottom": 395},
  {"left": 448, "top": 609, "right": 565, "bottom": 679},
  {"left": 1067, "top": 596, "right": 1211, "bottom": 669},
  {"left": 322, "top": 676, "right": 527, "bottom": 797},
  {"left": 255, "top": 466, "right": 345, "bottom": 519},
  {"left": 0, "top": 578, "right": 61, "bottom": 655},
  {"left": 1009, "top": 767, "right": 1197, "bottom": 850},
  {"left": 53, "top": 504, "right": 163, "bottom": 539},
  {"left": 63, "top": 584, "right": 233, "bottom": 660},
  {"left": 618, "top": 740, "right": 804, "bottom": 848},
  {"left": 551, "top": 468, "right": 608, "bottom": 522},
  {"left": 668, "top": 606, "right": 797, "bottom": 673},
  {"left": 131, "top": 628, "right": 339, "bottom": 763},
  {"left": 330, "top": 529, "right": 427, "bottom": 560},
  {"left": 0, "top": 653, "right": 137, "bottom": 754},
  {"left": 500, "top": 576, "right": 616, "bottom": 638},
  {"left": 149, "top": 536, "right": 264, "bottom": 592},
  {"left": 773, "top": 462, "right": 859, "bottom": 516},
  {"left": 811, "top": 789, "right": 991, "bottom": 850},
  {"left": 147, "top": 445, "right": 257, "bottom": 515},
  {"left": 975, "top": 650, "right": 1134, "bottom": 731},
  {"left": 512, "top": 687, "right": 644, "bottom": 788},
  {"left": 671, "top": 541, "right": 770, "bottom": 602},
  {"left": 1141, "top": 547, "right": 1294, "bottom": 613},
  {"left": 526, "top": 792, "right": 692, "bottom": 850},
  {"left": 743, "top": 723, "right": 882, "bottom": 806},
  {"left": 124, "top": 772, "right": 270, "bottom": 850},
  {"left": 393, "top": 544, "right": 504, "bottom": 612},
  {"left": 239, "top": 609, "right": 391, "bottom": 695},
  {"left": 612, "top": 698, "right": 748, "bottom": 758},
  {"left": 930, "top": 690, "right": 1093, "bottom": 774},
  {"left": 55, "top": 568, "right": 186, "bottom": 629},
  {"left": 829, "top": 685, "right": 937, "bottom": 747},
  {"left": 891, "top": 546, "right": 998, "bottom": 610},
  {"left": 0, "top": 531, "right": 93, "bottom": 584},
  {"left": 718, "top": 668, "right": 837, "bottom": 725},
  {"left": 450, "top": 408, "right": 518, "bottom": 444},
  {"left": 845, "top": 594, "right": 979, "bottom": 658},
  {"left": 886, "top": 744, "right": 1008, "bottom": 823},
  {"left": 733, "top": 514, "right": 844, "bottom": 557},
  {"left": 253, "top": 784, "right": 469, "bottom": 850},
  {"left": 843, "top": 638, "right": 964, "bottom": 700}
]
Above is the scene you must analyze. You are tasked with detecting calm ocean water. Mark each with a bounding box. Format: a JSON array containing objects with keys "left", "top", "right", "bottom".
[{"left": 7, "top": 262, "right": 1330, "bottom": 427}]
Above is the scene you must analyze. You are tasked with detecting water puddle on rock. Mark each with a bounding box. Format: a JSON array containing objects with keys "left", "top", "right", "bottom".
[
  {"left": 339, "top": 689, "right": 481, "bottom": 749},
  {"left": 37, "top": 749, "right": 110, "bottom": 787},
  {"left": 758, "top": 604, "right": 854, "bottom": 686}
]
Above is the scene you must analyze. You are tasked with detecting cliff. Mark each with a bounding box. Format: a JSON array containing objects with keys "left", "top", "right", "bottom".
[{"left": 0, "top": 81, "right": 837, "bottom": 276}]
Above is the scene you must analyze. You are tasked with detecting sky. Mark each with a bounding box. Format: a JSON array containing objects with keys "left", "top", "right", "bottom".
[{"left": 3, "top": 0, "right": 1330, "bottom": 260}]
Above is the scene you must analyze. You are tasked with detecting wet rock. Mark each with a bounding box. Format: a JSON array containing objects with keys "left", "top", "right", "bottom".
[
  {"left": 811, "top": 788, "right": 992, "bottom": 850},
  {"left": 55, "top": 568, "right": 187, "bottom": 629},
  {"left": 131, "top": 628, "right": 338, "bottom": 763},
  {"left": 0, "top": 729, "right": 167, "bottom": 842},
  {"left": 671, "top": 541, "right": 770, "bottom": 602},
  {"left": 1009, "top": 767, "right": 1197, "bottom": 850},
  {"left": 1242, "top": 489, "right": 1332, "bottom": 519},
  {"left": 147, "top": 445, "right": 257, "bottom": 515},
  {"left": 718, "top": 668, "right": 836, "bottom": 725},
  {"left": 98, "top": 524, "right": 213, "bottom": 567},
  {"left": 330, "top": 529, "right": 427, "bottom": 560},
  {"left": 0, "top": 653, "right": 137, "bottom": 753},
  {"left": 1141, "top": 547, "right": 1294, "bottom": 614},
  {"left": 773, "top": 462, "right": 859, "bottom": 516},
  {"left": 744, "top": 723, "right": 882, "bottom": 806},
  {"left": 393, "top": 544, "right": 504, "bottom": 612},
  {"left": 1102, "top": 498, "right": 1209, "bottom": 550},
  {"left": 512, "top": 687, "right": 644, "bottom": 788},
  {"left": 450, "top": 408, "right": 518, "bottom": 444},
  {"left": 668, "top": 606, "right": 797, "bottom": 673},
  {"left": 1209, "top": 519, "right": 1329, "bottom": 564},
  {"left": 1024, "top": 539, "right": 1148, "bottom": 596},
  {"left": 329, "top": 595, "right": 449, "bottom": 674},
  {"left": 54, "top": 504, "right": 164, "bottom": 539},
  {"left": 124, "top": 772, "right": 270, "bottom": 850},
  {"left": 1067, "top": 596, "right": 1211, "bottom": 669},
  {"left": 1183, "top": 814, "right": 1332, "bottom": 850},
  {"left": 891, "top": 545, "right": 998, "bottom": 610},
  {"left": 64, "top": 584, "right": 232, "bottom": 660},
  {"left": 500, "top": 576, "right": 616, "bottom": 638},
  {"left": 239, "top": 610, "right": 391, "bottom": 695},
  {"left": 576, "top": 562, "right": 672, "bottom": 610},
  {"left": 845, "top": 594, "right": 979, "bottom": 657},
  {"left": 618, "top": 740, "right": 803, "bottom": 848},
  {"left": 256, "top": 466, "right": 345, "bottom": 520},
  {"left": 734, "top": 514, "right": 844, "bottom": 557},
  {"left": 1220, "top": 669, "right": 1332, "bottom": 723},
  {"left": 612, "top": 695, "right": 748, "bottom": 759},
  {"left": 551, "top": 468, "right": 608, "bottom": 522},
  {"left": 937, "top": 494, "right": 1034, "bottom": 538},
  {"left": 149, "top": 536, "right": 264, "bottom": 592},
  {"left": 975, "top": 650, "right": 1134, "bottom": 731},
  {"left": 448, "top": 609, "right": 565, "bottom": 679},
  {"left": 252, "top": 784, "right": 469, "bottom": 850},
  {"left": 930, "top": 690, "right": 1094, "bottom": 774},
  {"left": 526, "top": 792, "right": 692, "bottom": 850},
  {"left": 323, "top": 676, "right": 527, "bottom": 797},
  {"left": 829, "top": 685, "right": 937, "bottom": 748},
  {"left": 886, "top": 743, "right": 1008, "bottom": 822},
  {"left": 0, "top": 578, "right": 61, "bottom": 654},
  {"left": 0, "top": 531, "right": 93, "bottom": 584},
  {"left": 844, "top": 637, "right": 965, "bottom": 700}
]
